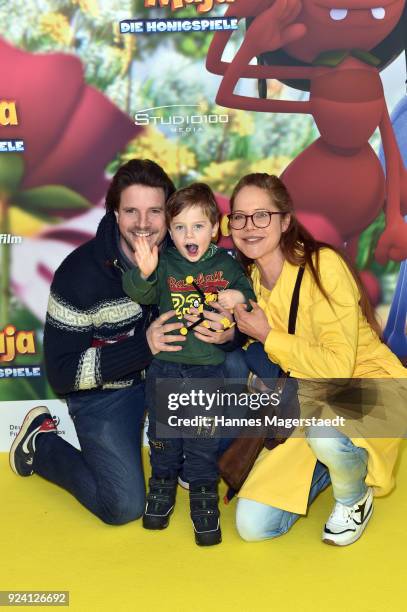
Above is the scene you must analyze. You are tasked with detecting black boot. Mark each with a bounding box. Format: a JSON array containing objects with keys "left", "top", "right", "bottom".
[
  {"left": 189, "top": 482, "right": 222, "bottom": 546},
  {"left": 143, "top": 477, "right": 177, "bottom": 530}
]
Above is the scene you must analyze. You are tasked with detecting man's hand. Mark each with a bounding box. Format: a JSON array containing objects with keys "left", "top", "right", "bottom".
[
  {"left": 234, "top": 300, "right": 271, "bottom": 344},
  {"left": 146, "top": 310, "right": 186, "bottom": 355},
  {"left": 132, "top": 236, "right": 158, "bottom": 280},
  {"left": 184, "top": 302, "right": 235, "bottom": 345}
]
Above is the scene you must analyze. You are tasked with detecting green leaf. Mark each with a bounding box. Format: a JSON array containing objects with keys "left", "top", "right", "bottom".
[
  {"left": 0, "top": 154, "right": 24, "bottom": 196},
  {"left": 231, "top": 136, "right": 250, "bottom": 159},
  {"left": 13, "top": 185, "right": 91, "bottom": 214},
  {"left": 356, "top": 212, "right": 385, "bottom": 269},
  {"left": 0, "top": 378, "right": 38, "bottom": 401}
]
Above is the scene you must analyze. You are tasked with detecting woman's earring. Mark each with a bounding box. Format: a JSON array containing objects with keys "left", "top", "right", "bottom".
[{"left": 220, "top": 215, "right": 230, "bottom": 237}]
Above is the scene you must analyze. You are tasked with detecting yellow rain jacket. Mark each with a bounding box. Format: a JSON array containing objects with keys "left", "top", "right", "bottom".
[{"left": 239, "top": 248, "right": 407, "bottom": 514}]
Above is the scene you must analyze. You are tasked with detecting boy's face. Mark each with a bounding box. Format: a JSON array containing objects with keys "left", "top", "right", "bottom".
[{"left": 169, "top": 205, "right": 219, "bottom": 262}]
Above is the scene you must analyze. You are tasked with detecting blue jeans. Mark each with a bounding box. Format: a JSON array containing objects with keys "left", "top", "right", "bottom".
[
  {"left": 244, "top": 343, "right": 281, "bottom": 380},
  {"left": 236, "top": 428, "right": 368, "bottom": 541},
  {"left": 33, "top": 384, "right": 146, "bottom": 525},
  {"left": 146, "top": 359, "right": 223, "bottom": 484},
  {"left": 223, "top": 347, "right": 251, "bottom": 381},
  {"left": 223, "top": 346, "right": 299, "bottom": 440},
  {"left": 223, "top": 345, "right": 280, "bottom": 381}
]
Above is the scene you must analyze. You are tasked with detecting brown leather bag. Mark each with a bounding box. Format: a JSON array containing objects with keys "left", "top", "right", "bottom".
[
  {"left": 218, "top": 434, "right": 282, "bottom": 494},
  {"left": 218, "top": 267, "right": 304, "bottom": 496}
]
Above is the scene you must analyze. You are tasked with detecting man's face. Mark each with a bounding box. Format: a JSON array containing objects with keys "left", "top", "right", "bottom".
[{"left": 115, "top": 184, "right": 167, "bottom": 260}]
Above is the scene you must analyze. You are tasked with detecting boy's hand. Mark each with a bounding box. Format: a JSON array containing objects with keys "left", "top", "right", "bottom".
[
  {"left": 217, "top": 289, "right": 246, "bottom": 310},
  {"left": 132, "top": 236, "right": 158, "bottom": 280},
  {"left": 185, "top": 302, "right": 235, "bottom": 344}
]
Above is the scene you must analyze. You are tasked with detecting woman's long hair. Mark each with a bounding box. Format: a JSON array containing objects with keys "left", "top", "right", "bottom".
[{"left": 230, "top": 173, "right": 382, "bottom": 338}]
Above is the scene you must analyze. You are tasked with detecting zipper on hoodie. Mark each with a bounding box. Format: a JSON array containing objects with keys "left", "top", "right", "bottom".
[{"left": 112, "top": 258, "right": 125, "bottom": 274}]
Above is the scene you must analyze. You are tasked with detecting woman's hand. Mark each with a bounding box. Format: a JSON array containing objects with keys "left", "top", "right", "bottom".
[
  {"left": 184, "top": 302, "right": 235, "bottom": 345},
  {"left": 146, "top": 310, "right": 186, "bottom": 355},
  {"left": 234, "top": 300, "right": 271, "bottom": 344}
]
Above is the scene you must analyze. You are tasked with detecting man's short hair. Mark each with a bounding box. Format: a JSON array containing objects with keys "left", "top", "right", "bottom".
[
  {"left": 105, "top": 159, "right": 175, "bottom": 212},
  {"left": 165, "top": 183, "right": 220, "bottom": 226}
]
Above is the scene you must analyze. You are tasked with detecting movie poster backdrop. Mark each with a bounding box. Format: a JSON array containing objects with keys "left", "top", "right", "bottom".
[{"left": 0, "top": 0, "right": 405, "bottom": 448}]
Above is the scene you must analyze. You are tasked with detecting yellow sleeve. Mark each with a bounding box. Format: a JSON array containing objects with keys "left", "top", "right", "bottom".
[{"left": 264, "top": 252, "right": 360, "bottom": 378}]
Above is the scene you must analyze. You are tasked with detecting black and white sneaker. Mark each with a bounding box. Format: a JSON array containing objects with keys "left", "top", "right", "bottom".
[
  {"left": 322, "top": 487, "right": 373, "bottom": 546},
  {"left": 143, "top": 477, "right": 177, "bottom": 530},
  {"left": 9, "top": 406, "right": 57, "bottom": 476},
  {"left": 190, "top": 482, "right": 222, "bottom": 546}
]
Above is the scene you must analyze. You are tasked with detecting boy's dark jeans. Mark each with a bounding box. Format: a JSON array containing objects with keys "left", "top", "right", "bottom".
[{"left": 146, "top": 359, "right": 222, "bottom": 485}]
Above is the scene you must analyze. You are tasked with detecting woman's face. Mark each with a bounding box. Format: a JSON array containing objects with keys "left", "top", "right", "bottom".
[{"left": 230, "top": 185, "right": 290, "bottom": 261}]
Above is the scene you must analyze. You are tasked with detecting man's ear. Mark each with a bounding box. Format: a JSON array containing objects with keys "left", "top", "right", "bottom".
[{"left": 114, "top": 209, "right": 119, "bottom": 222}]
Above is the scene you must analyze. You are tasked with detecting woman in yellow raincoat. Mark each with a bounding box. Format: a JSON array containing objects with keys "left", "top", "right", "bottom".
[{"left": 229, "top": 173, "right": 407, "bottom": 546}]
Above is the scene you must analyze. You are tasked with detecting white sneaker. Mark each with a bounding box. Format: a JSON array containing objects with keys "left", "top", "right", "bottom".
[{"left": 322, "top": 487, "right": 373, "bottom": 546}]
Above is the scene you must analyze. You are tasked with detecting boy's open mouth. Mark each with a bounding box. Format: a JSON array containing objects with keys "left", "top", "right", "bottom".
[{"left": 185, "top": 243, "right": 199, "bottom": 256}]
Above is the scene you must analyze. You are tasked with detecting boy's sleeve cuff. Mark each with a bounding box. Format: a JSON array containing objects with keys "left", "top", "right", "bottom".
[{"left": 146, "top": 270, "right": 157, "bottom": 283}]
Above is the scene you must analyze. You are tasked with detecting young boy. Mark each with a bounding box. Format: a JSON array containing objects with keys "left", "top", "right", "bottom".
[{"left": 122, "top": 182, "right": 255, "bottom": 546}]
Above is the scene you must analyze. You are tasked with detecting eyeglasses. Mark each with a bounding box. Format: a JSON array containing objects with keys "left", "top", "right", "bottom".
[{"left": 228, "top": 211, "right": 285, "bottom": 230}]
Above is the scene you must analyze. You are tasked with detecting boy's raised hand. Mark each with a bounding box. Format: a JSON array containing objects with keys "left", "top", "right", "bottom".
[{"left": 132, "top": 236, "right": 158, "bottom": 280}]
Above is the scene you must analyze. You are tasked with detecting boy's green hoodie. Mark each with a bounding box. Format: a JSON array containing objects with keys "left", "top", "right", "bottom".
[{"left": 123, "top": 244, "right": 255, "bottom": 365}]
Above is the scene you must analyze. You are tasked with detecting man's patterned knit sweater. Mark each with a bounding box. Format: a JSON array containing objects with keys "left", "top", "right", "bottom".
[{"left": 44, "top": 211, "right": 154, "bottom": 395}]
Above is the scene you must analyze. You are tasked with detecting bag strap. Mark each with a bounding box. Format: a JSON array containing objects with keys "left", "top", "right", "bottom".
[
  {"left": 281, "top": 266, "right": 304, "bottom": 381},
  {"left": 288, "top": 266, "right": 304, "bottom": 335}
]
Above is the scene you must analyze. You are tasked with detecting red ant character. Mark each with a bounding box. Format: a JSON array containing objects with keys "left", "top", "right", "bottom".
[{"left": 207, "top": 0, "right": 407, "bottom": 285}]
